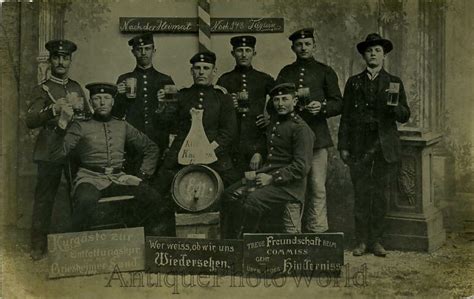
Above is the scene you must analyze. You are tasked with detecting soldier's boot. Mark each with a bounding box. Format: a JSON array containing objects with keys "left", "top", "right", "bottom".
[
  {"left": 352, "top": 242, "right": 367, "bottom": 256},
  {"left": 372, "top": 242, "right": 387, "bottom": 257}
]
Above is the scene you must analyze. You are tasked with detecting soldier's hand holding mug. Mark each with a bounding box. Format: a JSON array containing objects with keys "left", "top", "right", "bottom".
[
  {"left": 255, "top": 114, "right": 270, "bottom": 129},
  {"left": 249, "top": 153, "right": 262, "bottom": 170},
  {"left": 157, "top": 89, "right": 165, "bottom": 101},
  {"left": 117, "top": 82, "right": 127, "bottom": 94},
  {"left": 306, "top": 100, "right": 322, "bottom": 115},
  {"left": 230, "top": 93, "right": 239, "bottom": 109},
  {"left": 256, "top": 173, "right": 273, "bottom": 187}
]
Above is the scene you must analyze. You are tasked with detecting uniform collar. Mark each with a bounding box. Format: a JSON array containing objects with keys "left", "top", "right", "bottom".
[
  {"left": 92, "top": 113, "right": 113, "bottom": 122},
  {"left": 50, "top": 75, "right": 69, "bottom": 85},
  {"left": 192, "top": 84, "right": 214, "bottom": 91},
  {"left": 134, "top": 65, "right": 155, "bottom": 73},
  {"left": 296, "top": 57, "right": 315, "bottom": 65},
  {"left": 234, "top": 65, "right": 253, "bottom": 73},
  {"left": 276, "top": 111, "right": 295, "bottom": 122}
]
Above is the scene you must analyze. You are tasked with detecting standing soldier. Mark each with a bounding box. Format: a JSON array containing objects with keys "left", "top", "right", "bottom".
[
  {"left": 114, "top": 33, "right": 175, "bottom": 174},
  {"left": 158, "top": 51, "right": 239, "bottom": 190},
  {"left": 26, "top": 39, "right": 88, "bottom": 260},
  {"left": 216, "top": 35, "right": 275, "bottom": 174},
  {"left": 338, "top": 33, "right": 410, "bottom": 257},
  {"left": 276, "top": 28, "right": 343, "bottom": 233}
]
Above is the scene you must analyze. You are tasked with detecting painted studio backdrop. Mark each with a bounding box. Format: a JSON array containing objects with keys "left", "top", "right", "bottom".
[{"left": 1, "top": 0, "right": 473, "bottom": 246}]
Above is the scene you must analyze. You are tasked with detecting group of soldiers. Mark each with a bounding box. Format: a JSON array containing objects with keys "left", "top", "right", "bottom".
[{"left": 26, "top": 28, "right": 410, "bottom": 261}]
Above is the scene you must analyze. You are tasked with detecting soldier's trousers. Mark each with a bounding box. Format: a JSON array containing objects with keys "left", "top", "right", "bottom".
[
  {"left": 31, "top": 162, "right": 64, "bottom": 252},
  {"left": 72, "top": 182, "right": 173, "bottom": 235},
  {"left": 223, "top": 182, "right": 301, "bottom": 238},
  {"left": 349, "top": 149, "right": 396, "bottom": 245}
]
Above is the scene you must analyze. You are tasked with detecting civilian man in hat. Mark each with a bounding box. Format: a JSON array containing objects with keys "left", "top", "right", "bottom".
[
  {"left": 338, "top": 33, "right": 410, "bottom": 257},
  {"left": 276, "top": 28, "right": 343, "bottom": 234},
  {"left": 114, "top": 33, "right": 175, "bottom": 174},
  {"left": 216, "top": 35, "right": 275, "bottom": 174},
  {"left": 50, "top": 82, "right": 166, "bottom": 234},
  {"left": 158, "top": 51, "right": 238, "bottom": 190},
  {"left": 26, "top": 39, "right": 89, "bottom": 260},
  {"left": 223, "top": 83, "right": 314, "bottom": 238}
]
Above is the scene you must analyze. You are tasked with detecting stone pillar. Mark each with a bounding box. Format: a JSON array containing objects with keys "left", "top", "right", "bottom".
[{"left": 383, "top": 0, "right": 447, "bottom": 252}]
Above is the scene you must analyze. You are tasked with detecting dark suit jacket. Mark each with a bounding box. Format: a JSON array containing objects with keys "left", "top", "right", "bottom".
[{"left": 338, "top": 69, "right": 411, "bottom": 163}]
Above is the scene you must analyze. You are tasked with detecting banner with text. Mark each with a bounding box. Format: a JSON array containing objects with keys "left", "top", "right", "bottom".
[
  {"left": 120, "top": 17, "right": 284, "bottom": 33},
  {"left": 145, "top": 237, "right": 243, "bottom": 275},
  {"left": 48, "top": 227, "right": 145, "bottom": 278},
  {"left": 243, "top": 233, "right": 344, "bottom": 277}
]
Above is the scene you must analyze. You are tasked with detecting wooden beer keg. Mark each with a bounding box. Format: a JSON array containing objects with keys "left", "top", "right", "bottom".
[{"left": 171, "top": 165, "right": 224, "bottom": 212}]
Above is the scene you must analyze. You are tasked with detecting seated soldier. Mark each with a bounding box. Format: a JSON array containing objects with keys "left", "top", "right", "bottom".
[
  {"left": 50, "top": 82, "right": 168, "bottom": 234},
  {"left": 223, "top": 83, "right": 315, "bottom": 238}
]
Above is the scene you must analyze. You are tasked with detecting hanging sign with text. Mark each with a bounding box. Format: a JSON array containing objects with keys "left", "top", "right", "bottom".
[
  {"left": 145, "top": 237, "right": 243, "bottom": 275},
  {"left": 243, "top": 233, "right": 344, "bottom": 277},
  {"left": 48, "top": 227, "right": 145, "bottom": 279},
  {"left": 119, "top": 17, "right": 284, "bottom": 33}
]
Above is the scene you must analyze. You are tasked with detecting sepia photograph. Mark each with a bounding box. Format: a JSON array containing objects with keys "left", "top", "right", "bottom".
[{"left": 0, "top": 0, "right": 473, "bottom": 298}]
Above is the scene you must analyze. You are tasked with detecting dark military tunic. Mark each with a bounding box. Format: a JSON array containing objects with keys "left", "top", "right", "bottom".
[
  {"left": 164, "top": 84, "right": 237, "bottom": 174},
  {"left": 26, "top": 76, "right": 87, "bottom": 162},
  {"left": 114, "top": 66, "right": 174, "bottom": 151},
  {"left": 223, "top": 112, "right": 315, "bottom": 236},
  {"left": 25, "top": 75, "right": 87, "bottom": 252},
  {"left": 276, "top": 57, "right": 343, "bottom": 149},
  {"left": 216, "top": 65, "right": 275, "bottom": 166}
]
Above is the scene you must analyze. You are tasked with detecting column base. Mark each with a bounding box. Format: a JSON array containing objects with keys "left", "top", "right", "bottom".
[{"left": 384, "top": 210, "right": 446, "bottom": 252}]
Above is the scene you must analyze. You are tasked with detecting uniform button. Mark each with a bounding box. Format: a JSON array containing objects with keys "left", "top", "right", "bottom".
[
  {"left": 276, "top": 122, "right": 280, "bottom": 125},
  {"left": 143, "top": 87, "right": 147, "bottom": 91},
  {"left": 199, "top": 98, "right": 203, "bottom": 102},
  {"left": 355, "top": 104, "right": 358, "bottom": 108},
  {"left": 366, "top": 103, "right": 369, "bottom": 106},
  {"left": 242, "top": 88, "right": 247, "bottom": 92},
  {"left": 145, "top": 107, "right": 148, "bottom": 111},
  {"left": 269, "top": 154, "right": 273, "bottom": 157},
  {"left": 144, "top": 101, "right": 148, "bottom": 104},
  {"left": 243, "top": 83, "right": 247, "bottom": 87},
  {"left": 199, "top": 92, "right": 204, "bottom": 96},
  {"left": 242, "top": 74, "right": 246, "bottom": 78},
  {"left": 270, "top": 147, "right": 274, "bottom": 150},
  {"left": 278, "top": 176, "right": 282, "bottom": 180},
  {"left": 271, "top": 133, "right": 275, "bottom": 137},
  {"left": 198, "top": 104, "right": 203, "bottom": 108},
  {"left": 143, "top": 75, "right": 147, "bottom": 79},
  {"left": 242, "top": 114, "right": 246, "bottom": 117},
  {"left": 145, "top": 121, "right": 149, "bottom": 124},
  {"left": 301, "top": 68, "right": 305, "bottom": 71},
  {"left": 144, "top": 94, "right": 148, "bottom": 97},
  {"left": 268, "top": 164, "right": 272, "bottom": 167},
  {"left": 299, "top": 78, "right": 303, "bottom": 82},
  {"left": 144, "top": 81, "right": 148, "bottom": 84},
  {"left": 272, "top": 127, "right": 276, "bottom": 131},
  {"left": 299, "top": 84, "right": 303, "bottom": 88},
  {"left": 300, "top": 73, "right": 304, "bottom": 76}
]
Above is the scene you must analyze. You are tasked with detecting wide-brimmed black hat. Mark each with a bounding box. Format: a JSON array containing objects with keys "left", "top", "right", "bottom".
[{"left": 356, "top": 33, "right": 393, "bottom": 54}]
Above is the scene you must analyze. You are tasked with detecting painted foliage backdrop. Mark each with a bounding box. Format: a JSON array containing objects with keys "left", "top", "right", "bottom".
[{"left": 13, "top": 0, "right": 474, "bottom": 231}]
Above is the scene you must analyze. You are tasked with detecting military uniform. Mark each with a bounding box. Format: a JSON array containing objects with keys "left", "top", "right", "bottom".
[
  {"left": 25, "top": 39, "right": 87, "bottom": 257},
  {"left": 338, "top": 33, "right": 410, "bottom": 254},
  {"left": 113, "top": 33, "right": 175, "bottom": 174},
  {"left": 51, "top": 83, "right": 164, "bottom": 233},
  {"left": 224, "top": 83, "right": 315, "bottom": 237},
  {"left": 160, "top": 83, "right": 239, "bottom": 186},
  {"left": 276, "top": 28, "right": 343, "bottom": 233},
  {"left": 216, "top": 36, "right": 275, "bottom": 173}
]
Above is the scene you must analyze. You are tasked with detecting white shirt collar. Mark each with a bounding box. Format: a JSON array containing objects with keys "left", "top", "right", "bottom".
[{"left": 366, "top": 66, "right": 382, "bottom": 81}]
